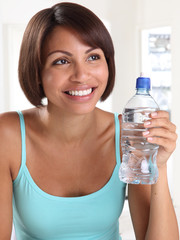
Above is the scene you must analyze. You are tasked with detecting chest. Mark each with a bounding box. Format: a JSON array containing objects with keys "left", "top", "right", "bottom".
[
  {"left": 13, "top": 165, "right": 125, "bottom": 239},
  {"left": 24, "top": 133, "right": 117, "bottom": 197}
]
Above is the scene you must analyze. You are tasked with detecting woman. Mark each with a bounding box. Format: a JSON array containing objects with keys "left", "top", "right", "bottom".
[{"left": 0, "top": 2, "right": 179, "bottom": 240}]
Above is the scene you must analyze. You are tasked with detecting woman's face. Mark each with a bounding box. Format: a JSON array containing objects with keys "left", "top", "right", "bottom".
[{"left": 41, "top": 26, "right": 109, "bottom": 115}]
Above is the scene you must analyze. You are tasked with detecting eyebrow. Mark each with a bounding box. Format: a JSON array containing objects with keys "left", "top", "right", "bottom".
[{"left": 47, "top": 47, "right": 98, "bottom": 57}]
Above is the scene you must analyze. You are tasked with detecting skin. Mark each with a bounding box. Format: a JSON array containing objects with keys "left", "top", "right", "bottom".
[{"left": 0, "top": 26, "right": 179, "bottom": 239}]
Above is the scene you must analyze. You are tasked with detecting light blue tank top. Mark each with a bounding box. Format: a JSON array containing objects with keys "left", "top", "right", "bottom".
[{"left": 13, "top": 112, "right": 126, "bottom": 240}]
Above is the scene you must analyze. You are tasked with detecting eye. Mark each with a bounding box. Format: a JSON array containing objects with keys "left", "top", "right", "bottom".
[
  {"left": 87, "top": 54, "right": 100, "bottom": 61},
  {"left": 53, "top": 58, "right": 69, "bottom": 65}
]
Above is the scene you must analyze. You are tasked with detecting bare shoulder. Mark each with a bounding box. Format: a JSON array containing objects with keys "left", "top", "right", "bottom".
[
  {"left": 0, "top": 108, "right": 40, "bottom": 180},
  {"left": 96, "top": 108, "right": 122, "bottom": 128},
  {"left": 0, "top": 112, "right": 21, "bottom": 168},
  {"left": 0, "top": 111, "right": 20, "bottom": 132},
  {"left": 0, "top": 111, "right": 23, "bottom": 236},
  {"left": 0, "top": 108, "right": 43, "bottom": 141},
  {"left": 0, "top": 111, "right": 21, "bottom": 147},
  {"left": 118, "top": 113, "right": 122, "bottom": 122},
  {"left": 95, "top": 108, "right": 115, "bottom": 122},
  {"left": 95, "top": 108, "right": 117, "bottom": 139},
  {"left": 0, "top": 112, "right": 21, "bottom": 184}
]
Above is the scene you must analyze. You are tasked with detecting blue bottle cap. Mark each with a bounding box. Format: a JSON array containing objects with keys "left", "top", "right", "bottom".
[{"left": 136, "top": 76, "right": 151, "bottom": 89}]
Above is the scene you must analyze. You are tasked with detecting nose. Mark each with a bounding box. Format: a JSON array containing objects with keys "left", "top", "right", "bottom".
[{"left": 70, "top": 62, "right": 89, "bottom": 84}]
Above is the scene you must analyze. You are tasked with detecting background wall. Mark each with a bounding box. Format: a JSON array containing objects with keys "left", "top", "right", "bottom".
[
  {"left": 127, "top": 0, "right": 180, "bottom": 233},
  {"left": 0, "top": 0, "right": 180, "bottom": 228},
  {"left": 135, "top": 0, "right": 180, "bottom": 213}
]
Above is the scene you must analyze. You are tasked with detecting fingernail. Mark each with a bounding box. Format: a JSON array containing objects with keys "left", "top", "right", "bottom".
[
  {"left": 144, "top": 121, "right": 151, "bottom": 126},
  {"left": 147, "top": 137, "right": 153, "bottom": 142},
  {"left": 143, "top": 131, "right": 149, "bottom": 136},
  {"left": 151, "top": 112, "right": 157, "bottom": 117}
]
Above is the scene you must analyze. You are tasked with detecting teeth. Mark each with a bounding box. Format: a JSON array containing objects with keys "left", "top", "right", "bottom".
[{"left": 68, "top": 88, "right": 92, "bottom": 96}]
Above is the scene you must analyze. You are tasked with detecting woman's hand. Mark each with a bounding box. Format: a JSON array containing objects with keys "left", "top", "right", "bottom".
[{"left": 143, "top": 110, "right": 178, "bottom": 168}]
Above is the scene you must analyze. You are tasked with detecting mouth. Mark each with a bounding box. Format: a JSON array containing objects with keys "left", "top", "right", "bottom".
[{"left": 64, "top": 88, "right": 96, "bottom": 97}]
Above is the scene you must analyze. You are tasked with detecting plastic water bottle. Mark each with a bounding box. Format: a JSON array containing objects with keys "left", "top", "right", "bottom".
[{"left": 119, "top": 74, "right": 159, "bottom": 184}]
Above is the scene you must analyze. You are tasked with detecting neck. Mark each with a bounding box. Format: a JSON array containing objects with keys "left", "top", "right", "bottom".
[{"left": 38, "top": 106, "right": 97, "bottom": 144}]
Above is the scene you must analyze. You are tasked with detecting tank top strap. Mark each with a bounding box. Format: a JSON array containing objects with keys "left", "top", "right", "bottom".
[
  {"left": 114, "top": 113, "right": 121, "bottom": 166},
  {"left": 17, "top": 111, "right": 26, "bottom": 167}
]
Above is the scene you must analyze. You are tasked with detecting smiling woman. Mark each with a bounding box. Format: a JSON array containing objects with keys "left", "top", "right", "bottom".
[
  {"left": 41, "top": 26, "right": 109, "bottom": 114},
  {"left": 0, "top": 2, "right": 179, "bottom": 240},
  {"left": 18, "top": 2, "right": 115, "bottom": 107},
  {"left": 0, "top": 2, "right": 125, "bottom": 240}
]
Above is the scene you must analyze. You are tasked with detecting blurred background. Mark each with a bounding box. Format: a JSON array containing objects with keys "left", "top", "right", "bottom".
[{"left": 0, "top": 0, "right": 180, "bottom": 239}]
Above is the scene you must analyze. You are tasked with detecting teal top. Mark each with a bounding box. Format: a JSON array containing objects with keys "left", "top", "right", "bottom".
[{"left": 13, "top": 112, "right": 126, "bottom": 240}]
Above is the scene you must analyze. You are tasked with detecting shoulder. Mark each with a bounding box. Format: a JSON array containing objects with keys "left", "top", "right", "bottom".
[
  {"left": 95, "top": 108, "right": 122, "bottom": 125},
  {"left": 97, "top": 109, "right": 122, "bottom": 129},
  {"left": 118, "top": 113, "right": 122, "bottom": 121},
  {"left": 0, "top": 111, "right": 21, "bottom": 178},
  {"left": 0, "top": 109, "right": 39, "bottom": 180},
  {"left": 95, "top": 108, "right": 121, "bottom": 139},
  {"left": 0, "top": 111, "right": 20, "bottom": 140},
  {"left": 95, "top": 108, "right": 114, "bottom": 125}
]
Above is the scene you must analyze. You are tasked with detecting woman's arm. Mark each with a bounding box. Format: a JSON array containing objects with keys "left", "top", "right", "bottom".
[
  {"left": 0, "top": 113, "right": 17, "bottom": 240},
  {"left": 146, "top": 165, "right": 179, "bottom": 239},
  {"left": 128, "top": 167, "right": 179, "bottom": 240},
  {"left": 0, "top": 155, "right": 13, "bottom": 240},
  {"left": 128, "top": 110, "right": 179, "bottom": 240}
]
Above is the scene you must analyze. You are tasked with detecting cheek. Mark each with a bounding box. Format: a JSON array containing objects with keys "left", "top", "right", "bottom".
[
  {"left": 41, "top": 69, "right": 58, "bottom": 92},
  {"left": 97, "top": 63, "right": 109, "bottom": 85},
  {"left": 41, "top": 70, "right": 60, "bottom": 100},
  {"left": 42, "top": 69, "right": 53, "bottom": 84},
  {"left": 104, "top": 66, "right": 109, "bottom": 84}
]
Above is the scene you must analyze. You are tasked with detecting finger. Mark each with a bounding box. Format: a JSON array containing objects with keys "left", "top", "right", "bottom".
[
  {"left": 143, "top": 127, "right": 177, "bottom": 141},
  {"left": 150, "top": 110, "right": 170, "bottom": 119},
  {"left": 144, "top": 118, "right": 176, "bottom": 132},
  {"left": 146, "top": 136, "right": 176, "bottom": 153}
]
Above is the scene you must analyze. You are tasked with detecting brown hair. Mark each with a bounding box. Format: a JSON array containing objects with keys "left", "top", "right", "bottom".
[{"left": 18, "top": 2, "right": 115, "bottom": 106}]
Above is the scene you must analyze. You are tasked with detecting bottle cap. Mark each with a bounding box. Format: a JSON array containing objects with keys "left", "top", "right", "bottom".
[{"left": 136, "top": 76, "right": 151, "bottom": 89}]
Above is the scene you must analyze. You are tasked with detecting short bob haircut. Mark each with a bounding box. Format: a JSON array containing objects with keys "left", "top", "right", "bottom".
[{"left": 18, "top": 2, "right": 115, "bottom": 106}]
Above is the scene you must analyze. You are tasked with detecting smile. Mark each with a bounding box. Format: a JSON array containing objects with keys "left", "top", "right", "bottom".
[{"left": 65, "top": 88, "right": 93, "bottom": 96}]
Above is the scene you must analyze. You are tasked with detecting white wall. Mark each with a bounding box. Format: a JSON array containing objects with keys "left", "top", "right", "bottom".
[
  {"left": 135, "top": 0, "right": 180, "bottom": 209},
  {"left": 106, "top": 0, "right": 139, "bottom": 113},
  {"left": 0, "top": 0, "right": 53, "bottom": 112}
]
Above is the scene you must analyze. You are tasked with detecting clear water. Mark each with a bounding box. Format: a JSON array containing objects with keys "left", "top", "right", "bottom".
[{"left": 119, "top": 108, "right": 159, "bottom": 184}]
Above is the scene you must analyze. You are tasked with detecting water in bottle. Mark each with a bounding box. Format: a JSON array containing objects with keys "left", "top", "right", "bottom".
[{"left": 119, "top": 75, "right": 159, "bottom": 184}]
